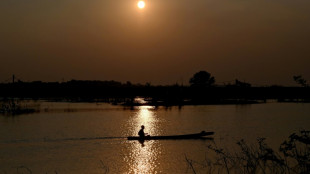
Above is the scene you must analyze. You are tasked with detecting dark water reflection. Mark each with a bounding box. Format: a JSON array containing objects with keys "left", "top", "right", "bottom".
[{"left": 0, "top": 101, "right": 310, "bottom": 173}]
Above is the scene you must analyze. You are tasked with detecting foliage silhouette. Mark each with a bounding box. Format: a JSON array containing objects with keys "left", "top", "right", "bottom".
[
  {"left": 234, "top": 79, "right": 252, "bottom": 88},
  {"left": 189, "top": 71, "right": 215, "bottom": 87},
  {"left": 0, "top": 99, "right": 37, "bottom": 115},
  {"left": 293, "top": 75, "right": 308, "bottom": 87},
  {"left": 186, "top": 130, "right": 310, "bottom": 174},
  {"left": 0, "top": 74, "right": 309, "bottom": 104}
]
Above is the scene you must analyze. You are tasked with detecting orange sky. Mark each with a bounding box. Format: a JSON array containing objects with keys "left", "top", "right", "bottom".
[{"left": 1, "top": 0, "right": 309, "bottom": 85}]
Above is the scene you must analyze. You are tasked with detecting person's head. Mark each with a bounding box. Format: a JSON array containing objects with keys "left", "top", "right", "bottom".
[{"left": 141, "top": 125, "right": 145, "bottom": 129}]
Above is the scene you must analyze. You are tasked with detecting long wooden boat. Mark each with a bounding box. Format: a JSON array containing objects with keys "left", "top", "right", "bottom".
[{"left": 127, "top": 131, "right": 214, "bottom": 140}]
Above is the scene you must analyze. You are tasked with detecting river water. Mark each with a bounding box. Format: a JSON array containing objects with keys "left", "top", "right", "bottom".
[{"left": 0, "top": 101, "right": 309, "bottom": 173}]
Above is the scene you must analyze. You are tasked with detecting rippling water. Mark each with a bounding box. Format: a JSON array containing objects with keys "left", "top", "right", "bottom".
[{"left": 0, "top": 101, "right": 309, "bottom": 173}]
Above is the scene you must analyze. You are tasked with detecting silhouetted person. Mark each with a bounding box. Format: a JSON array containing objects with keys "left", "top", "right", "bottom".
[{"left": 138, "top": 125, "right": 146, "bottom": 138}]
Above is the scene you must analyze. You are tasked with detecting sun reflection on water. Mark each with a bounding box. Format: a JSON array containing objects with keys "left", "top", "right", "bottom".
[
  {"left": 125, "top": 106, "right": 162, "bottom": 173},
  {"left": 130, "top": 105, "right": 161, "bottom": 136},
  {"left": 127, "top": 140, "right": 161, "bottom": 174}
]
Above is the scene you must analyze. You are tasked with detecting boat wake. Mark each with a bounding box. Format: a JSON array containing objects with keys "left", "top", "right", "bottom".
[
  {"left": 0, "top": 136, "right": 127, "bottom": 144},
  {"left": 61, "top": 136, "right": 126, "bottom": 141}
]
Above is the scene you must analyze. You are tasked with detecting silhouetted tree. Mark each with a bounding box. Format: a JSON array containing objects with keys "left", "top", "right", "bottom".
[
  {"left": 145, "top": 82, "right": 151, "bottom": 87},
  {"left": 189, "top": 71, "right": 215, "bottom": 87},
  {"left": 125, "top": 81, "right": 132, "bottom": 86},
  {"left": 293, "top": 75, "right": 308, "bottom": 87},
  {"left": 235, "top": 79, "right": 251, "bottom": 87}
]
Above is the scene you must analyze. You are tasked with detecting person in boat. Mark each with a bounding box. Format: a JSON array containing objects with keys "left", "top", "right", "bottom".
[{"left": 138, "top": 125, "right": 148, "bottom": 138}]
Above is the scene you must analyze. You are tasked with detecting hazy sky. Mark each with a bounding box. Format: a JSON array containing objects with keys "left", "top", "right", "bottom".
[{"left": 1, "top": 0, "right": 309, "bottom": 86}]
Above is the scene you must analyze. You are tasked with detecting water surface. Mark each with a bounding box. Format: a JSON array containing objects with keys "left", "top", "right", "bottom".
[{"left": 0, "top": 101, "right": 309, "bottom": 173}]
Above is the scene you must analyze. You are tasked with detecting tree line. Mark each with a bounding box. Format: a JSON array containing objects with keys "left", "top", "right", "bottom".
[{"left": 0, "top": 71, "right": 309, "bottom": 105}]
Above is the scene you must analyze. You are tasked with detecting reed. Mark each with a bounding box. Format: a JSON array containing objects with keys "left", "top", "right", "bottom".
[
  {"left": 0, "top": 99, "right": 37, "bottom": 115},
  {"left": 186, "top": 130, "right": 310, "bottom": 174}
]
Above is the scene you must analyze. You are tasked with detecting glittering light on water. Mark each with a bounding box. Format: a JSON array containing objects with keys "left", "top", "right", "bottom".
[{"left": 125, "top": 105, "right": 162, "bottom": 173}]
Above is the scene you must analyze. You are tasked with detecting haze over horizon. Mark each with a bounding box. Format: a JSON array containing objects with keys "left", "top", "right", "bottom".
[{"left": 1, "top": 0, "right": 309, "bottom": 86}]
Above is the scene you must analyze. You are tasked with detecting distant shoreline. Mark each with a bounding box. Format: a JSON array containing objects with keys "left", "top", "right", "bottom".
[{"left": 1, "top": 80, "right": 309, "bottom": 106}]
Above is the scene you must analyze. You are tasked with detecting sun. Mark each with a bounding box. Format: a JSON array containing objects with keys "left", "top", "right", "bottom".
[{"left": 137, "top": 1, "right": 145, "bottom": 9}]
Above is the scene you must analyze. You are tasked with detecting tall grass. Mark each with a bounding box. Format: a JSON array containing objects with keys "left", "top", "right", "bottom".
[
  {"left": 0, "top": 99, "right": 37, "bottom": 115},
  {"left": 186, "top": 130, "right": 310, "bottom": 174}
]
